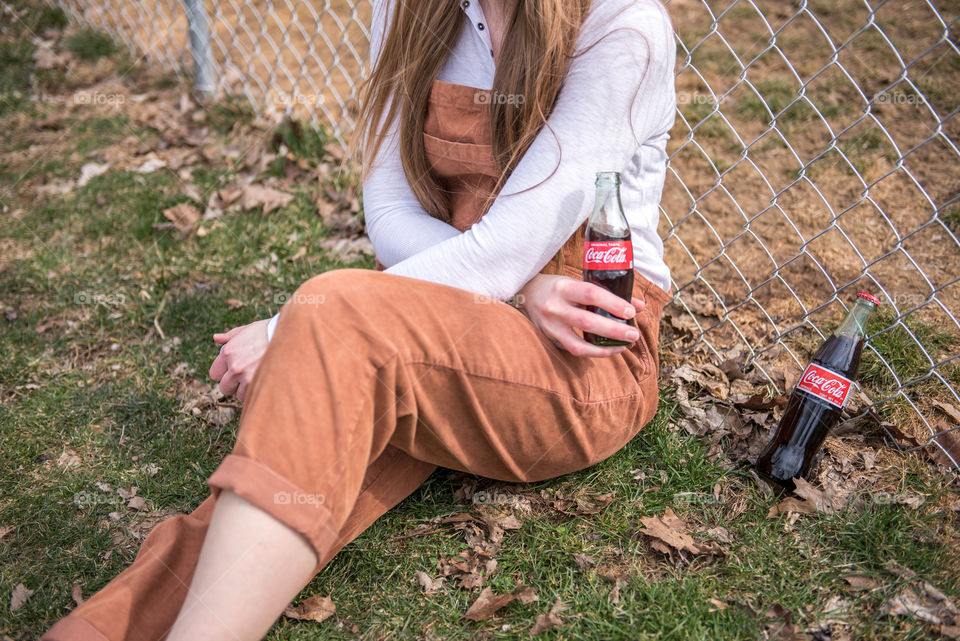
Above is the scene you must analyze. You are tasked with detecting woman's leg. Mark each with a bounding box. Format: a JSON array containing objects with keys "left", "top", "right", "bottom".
[
  {"left": 163, "top": 489, "right": 316, "bottom": 641},
  {"left": 40, "top": 446, "right": 436, "bottom": 641}
]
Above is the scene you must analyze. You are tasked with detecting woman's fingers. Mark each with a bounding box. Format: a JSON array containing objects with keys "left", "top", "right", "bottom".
[
  {"left": 213, "top": 324, "right": 246, "bottom": 345},
  {"left": 218, "top": 369, "right": 240, "bottom": 397},
  {"left": 547, "top": 323, "right": 628, "bottom": 358},
  {"left": 209, "top": 350, "right": 228, "bottom": 381},
  {"left": 563, "top": 281, "right": 636, "bottom": 320},
  {"left": 564, "top": 307, "right": 639, "bottom": 344}
]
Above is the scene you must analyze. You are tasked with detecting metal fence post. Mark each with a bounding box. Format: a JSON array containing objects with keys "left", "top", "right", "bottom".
[{"left": 183, "top": 0, "right": 215, "bottom": 98}]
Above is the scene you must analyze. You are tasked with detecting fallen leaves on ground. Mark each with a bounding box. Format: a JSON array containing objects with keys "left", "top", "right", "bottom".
[
  {"left": 283, "top": 595, "right": 336, "bottom": 622},
  {"left": 414, "top": 571, "right": 444, "bottom": 594},
  {"left": 9, "top": 583, "right": 33, "bottom": 612},
  {"left": 463, "top": 584, "right": 537, "bottom": 621},
  {"left": 434, "top": 511, "right": 521, "bottom": 589},
  {"left": 638, "top": 507, "right": 726, "bottom": 562},
  {"left": 57, "top": 450, "right": 81, "bottom": 470},
  {"left": 238, "top": 184, "right": 293, "bottom": 214},
  {"left": 179, "top": 379, "right": 238, "bottom": 427},
  {"left": 530, "top": 597, "right": 567, "bottom": 634},
  {"left": 160, "top": 203, "right": 201, "bottom": 233},
  {"left": 881, "top": 580, "right": 959, "bottom": 629},
  {"left": 546, "top": 488, "right": 615, "bottom": 516},
  {"left": 71, "top": 583, "right": 84, "bottom": 607}
]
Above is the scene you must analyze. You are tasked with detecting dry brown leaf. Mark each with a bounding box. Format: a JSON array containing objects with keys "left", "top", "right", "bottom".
[
  {"left": 881, "top": 581, "right": 960, "bottom": 626},
  {"left": 71, "top": 583, "right": 84, "bottom": 607},
  {"left": 10, "top": 583, "right": 33, "bottom": 612},
  {"left": 0, "top": 525, "right": 14, "bottom": 541},
  {"left": 767, "top": 496, "right": 818, "bottom": 518},
  {"left": 225, "top": 299, "right": 245, "bottom": 310},
  {"left": 240, "top": 184, "right": 293, "bottom": 214},
  {"left": 608, "top": 579, "right": 623, "bottom": 605},
  {"left": 934, "top": 401, "right": 960, "bottom": 423},
  {"left": 884, "top": 560, "right": 917, "bottom": 580},
  {"left": 77, "top": 162, "right": 110, "bottom": 187},
  {"left": 415, "top": 571, "right": 444, "bottom": 594},
  {"left": 843, "top": 573, "right": 879, "bottom": 591},
  {"left": 639, "top": 507, "right": 724, "bottom": 558},
  {"left": 283, "top": 594, "right": 336, "bottom": 622},
  {"left": 707, "top": 597, "right": 728, "bottom": 612},
  {"left": 463, "top": 585, "right": 538, "bottom": 622},
  {"left": 531, "top": 597, "right": 567, "bottom": 635},
  {"left": 162, "top": 203, "right": 200, "bottom": 233},
  {"left": 573, "top": 553, "right": 596, "bottom": 569},
  {"left": 57, "top": 451, "right": 80, "bottom": 470}
]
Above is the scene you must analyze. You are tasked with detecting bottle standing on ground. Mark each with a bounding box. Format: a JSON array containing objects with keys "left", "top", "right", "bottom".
[{"left": 755, "top": 292, "right": 880, "bottom": 491}]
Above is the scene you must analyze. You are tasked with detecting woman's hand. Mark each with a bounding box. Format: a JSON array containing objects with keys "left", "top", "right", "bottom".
[
  {"left": 517, "top": 273, "right": 644, "bottom": 358},
  {"left": 209, "top": 319, "right": 271, "bottom": 401}
]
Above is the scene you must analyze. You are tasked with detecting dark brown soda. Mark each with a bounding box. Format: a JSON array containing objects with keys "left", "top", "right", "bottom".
[
  {"left": 754, "top": 332, "right": 864, "bottom": 491},
  {"left": 583, "top": 226, "right": 634, "bottom": 346}
]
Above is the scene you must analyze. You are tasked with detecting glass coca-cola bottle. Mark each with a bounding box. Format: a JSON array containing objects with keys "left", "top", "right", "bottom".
[
  {"left": 755, "top": 292, "right": 880, "bottom": 491},
  {"left": 582, "top": 171, "right": 634, "bottom": 346}
]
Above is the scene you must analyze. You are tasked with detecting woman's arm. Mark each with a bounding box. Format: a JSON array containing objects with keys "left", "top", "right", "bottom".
[
  {"left": 361, "top": 0, "right": 463, "bottom": 267},
  {"left": 383, "top": 1, "right": 676, "bottom": 301}
]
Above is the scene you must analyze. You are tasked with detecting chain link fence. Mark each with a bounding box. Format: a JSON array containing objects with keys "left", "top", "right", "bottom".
[{"left": 49, "top": 0, "right": 960, "bottom": 467}]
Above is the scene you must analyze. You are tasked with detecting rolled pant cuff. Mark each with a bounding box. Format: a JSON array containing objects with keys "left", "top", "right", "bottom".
[
  {"left": 206, "top": 454, "right": 339, "bottom": 561},
  {"left": 40, "top": 614, "right": 109, "bottom": 641}
]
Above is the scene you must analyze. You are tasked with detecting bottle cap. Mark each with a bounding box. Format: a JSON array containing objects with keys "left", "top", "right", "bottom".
[{"left": 857, "top": 292, "right": 880, "bottom": 305}]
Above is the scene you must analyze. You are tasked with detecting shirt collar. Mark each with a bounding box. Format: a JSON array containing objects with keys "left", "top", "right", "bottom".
[{"left": 459, "top": 0, "right": 494, "bottom": 56}]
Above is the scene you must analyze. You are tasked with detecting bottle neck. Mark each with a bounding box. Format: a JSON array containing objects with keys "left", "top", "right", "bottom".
[
  {"left": 595, "top": 182, "right": 621, "bottom": 209},
  {"left": 836, "top": 299, "right": 874, "bottom": 338}
]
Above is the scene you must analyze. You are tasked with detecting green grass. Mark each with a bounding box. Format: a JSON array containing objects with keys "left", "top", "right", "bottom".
[
  {"left": 65, "top": 28, "right": 116, "bottom": 61},
  {"left": 0, "top": 39, "right": 36, "bottom": 115},
  {"left": 943, "top": 204, "right": 960, "bottom": 234},
  {"left": 860, "top": 306, "right": 960, "bottom": 391}
]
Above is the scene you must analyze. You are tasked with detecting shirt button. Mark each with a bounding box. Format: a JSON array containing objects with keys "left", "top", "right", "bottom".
[
  {"left": 460, "top": 0, "right": 469, "bottom": 7},
  {"left": 477, "top": 22, "right": 485, "bottom": 30}
]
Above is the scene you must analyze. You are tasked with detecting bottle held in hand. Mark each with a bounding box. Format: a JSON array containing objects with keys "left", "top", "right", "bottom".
[
  {"left": 582, "top": 171, "right": 634, "bottom": 346},
  {"left": 754, "top": 292, "right": 880, "bottom": 491}
]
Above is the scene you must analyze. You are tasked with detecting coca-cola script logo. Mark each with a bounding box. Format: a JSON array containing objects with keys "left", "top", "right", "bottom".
[
  {"left": 583, "top": 241, "right": 632, "bottom": 270},
  {"left": 796, "top": 363, "right": 852, "bottom": 408}
]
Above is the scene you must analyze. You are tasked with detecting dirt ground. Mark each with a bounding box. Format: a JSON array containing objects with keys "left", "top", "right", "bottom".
[{"left": 52, "top": 0, "right": 960, "bottom": 451}]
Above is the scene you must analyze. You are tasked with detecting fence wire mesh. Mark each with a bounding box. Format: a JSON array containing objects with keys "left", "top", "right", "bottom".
[{"left": 49, "top": 0, "right": 960, "bottom": 467}]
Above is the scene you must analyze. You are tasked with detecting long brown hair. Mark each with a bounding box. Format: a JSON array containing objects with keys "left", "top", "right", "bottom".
[{"left": 352, "top": 1, "right": 593, "bottom": 223}]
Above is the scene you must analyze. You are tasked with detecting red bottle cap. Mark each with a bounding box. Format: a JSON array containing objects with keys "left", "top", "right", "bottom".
[{"left": 857, "top": 292, "right": 880, "bottom": 305}]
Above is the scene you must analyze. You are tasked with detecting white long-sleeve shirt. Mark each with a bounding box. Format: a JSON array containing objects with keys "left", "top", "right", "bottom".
[{"left": 267, "top": 0, "right": 675, "bottom": 340}]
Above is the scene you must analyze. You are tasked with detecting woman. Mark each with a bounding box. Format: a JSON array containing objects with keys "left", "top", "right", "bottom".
[{"left": 42, "top": 0, "right": 675, "bottom": 639}]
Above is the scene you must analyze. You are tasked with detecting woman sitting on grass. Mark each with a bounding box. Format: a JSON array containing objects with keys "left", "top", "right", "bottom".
[{"left": 42, "top": 0, "right": 675, "bottom": 639}]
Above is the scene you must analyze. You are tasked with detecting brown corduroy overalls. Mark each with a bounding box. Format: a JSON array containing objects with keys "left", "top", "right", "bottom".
[{"left": 41, "top": 79, "right": 671, "bottom": 641}]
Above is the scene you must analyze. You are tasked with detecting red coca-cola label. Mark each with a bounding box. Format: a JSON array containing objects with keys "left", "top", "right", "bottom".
[
  {"left": 796, "top": 363, "right": 853, "bottom": 408},
  {"left": 583, "top": 241, "right": 632, "bottom": 270}
]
